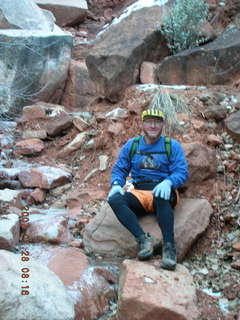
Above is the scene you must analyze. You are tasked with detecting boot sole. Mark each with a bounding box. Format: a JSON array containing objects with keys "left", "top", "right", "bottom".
[
  {"left": 160, "top": 262, "right": 176, "bottom": 271},
  {"left": 137, "top": 251, "right": 153, "bottom": 261},
  {"left": 137, "top": 242, "right": 162, "bottom": 261}
]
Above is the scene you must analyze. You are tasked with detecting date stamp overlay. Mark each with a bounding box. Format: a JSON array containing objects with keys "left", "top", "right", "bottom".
[{"left": 19, "top": 206, "right": 30, "bottom": 295}]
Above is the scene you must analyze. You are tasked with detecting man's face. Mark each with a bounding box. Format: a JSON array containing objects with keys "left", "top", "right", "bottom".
[{"left": 142, "top": 116, "right": 164, "bottom": 142}]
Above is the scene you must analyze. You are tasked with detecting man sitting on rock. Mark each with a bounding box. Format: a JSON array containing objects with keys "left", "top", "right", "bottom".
[{"left": 108, "top": 109, "right": 189, "bottom": 271}]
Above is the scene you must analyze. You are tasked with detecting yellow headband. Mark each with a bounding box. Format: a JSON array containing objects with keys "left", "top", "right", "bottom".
[{"left": 141, "top": 109, "right": 165, "bottom": 120}]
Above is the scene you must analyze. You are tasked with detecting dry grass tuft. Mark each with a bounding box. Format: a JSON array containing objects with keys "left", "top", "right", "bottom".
[{"left": 150, "top": 88, "right": 190, "bottom": 135}]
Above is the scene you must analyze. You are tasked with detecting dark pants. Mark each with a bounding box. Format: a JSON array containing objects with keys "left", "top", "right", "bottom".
[{"left": 108, "top": 192, "right": 174, "bottom": 244}]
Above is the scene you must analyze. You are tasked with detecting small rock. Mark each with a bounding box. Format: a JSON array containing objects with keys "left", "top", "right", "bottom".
[
  {"left": 73, "top": 117, "right": 90, "bottom": 131},
  {"left": 232, "top": 242, "right": 240, "bottom": 251},
  {"left": 14, "top": 139, "right": 44, "bottom": 156},
  {"left": 99, "top": 155, "right": 109, "bottom": 171},
  {"left": 83, "top": 168, "right": 98, "bottom": 182},
  {"left": 224, "top": 144, "right": 233, "bottom": 151},
  {"left": 198, "top": 267, "right": 209, "bottom": 275},
  {"left": 207, "top": 134, "right": 223, "bottom": 147},
  {"left": 30, "top": 188, "right": 46, "bottom": 204},
  {"left": 21, "top": 104, "right": 46, "bottom": 120},
  {"left": 105, "top": 108, "right": 128, "bottom": 120},
  {"left": 69, "top": 239, "right": 84, "bottom": 248},
  {"left": 22, "top": 130, "right": 47, "bottom": 140},
  {"left": 107, "top": 122, "right": 124, "bottom": 136}
]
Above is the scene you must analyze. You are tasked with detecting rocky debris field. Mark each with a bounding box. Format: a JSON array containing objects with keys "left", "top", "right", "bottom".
[{"left": 0, "top": 83, "right": 239, "bottom": 319}]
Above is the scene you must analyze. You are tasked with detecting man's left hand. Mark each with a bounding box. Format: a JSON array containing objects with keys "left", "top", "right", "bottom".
[{"left": 152, "top": 179, "right": 172, "bottom": 200}]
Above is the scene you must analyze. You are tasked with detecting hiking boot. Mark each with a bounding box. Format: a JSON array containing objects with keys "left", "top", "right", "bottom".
[
  {"left": 160, "top": 242, "right": 177, "bottom": 271},
  {"left": 136, "top": 233, "right": 155, "bottom": 261}
]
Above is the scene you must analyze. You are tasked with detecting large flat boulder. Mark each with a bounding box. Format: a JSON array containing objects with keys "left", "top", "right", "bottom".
[
  {"left": 86, "top": 1, "right": 170, "bottom": 102},
  {"left": 0, "top": 30, "right": 72, "bottom": 115},
  {"left": 35, "top": 0, "right": 88, "bottom": 27},
  {"left": 0, "top": 0, "right": 55, "bottom": 30},
  {"left": 118, "top": 260, "right": 199, "bottom": 320},
  {"left": 155, "top": 27, "right": 240, "bottom": 85},
  {"left": 83, "top": 198, "right": 213, "bottom": 262}
]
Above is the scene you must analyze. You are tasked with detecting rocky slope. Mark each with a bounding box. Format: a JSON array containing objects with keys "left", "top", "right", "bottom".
[{"left": 0, "top": 0, "right": 239, "bottom": 319}]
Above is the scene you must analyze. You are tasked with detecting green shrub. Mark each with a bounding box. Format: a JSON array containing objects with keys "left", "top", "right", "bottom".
[{"left": 161, "top": 0, "right": 209, "bottom": 54}]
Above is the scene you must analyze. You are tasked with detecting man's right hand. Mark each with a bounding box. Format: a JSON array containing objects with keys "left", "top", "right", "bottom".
[{"left": 108, "top": 185, "right": 125, "bottom": 199}]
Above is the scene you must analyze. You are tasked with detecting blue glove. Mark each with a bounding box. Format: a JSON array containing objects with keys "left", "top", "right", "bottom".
[
  {"left": 152, "top": 179, "right": 172, "bottom": 200},
  {"left": 108, "top": 185, "right": 125, "bottom": 199}
]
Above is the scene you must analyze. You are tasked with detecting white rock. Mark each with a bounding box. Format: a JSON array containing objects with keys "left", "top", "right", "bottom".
[
  {"left": 0, "top": 250, "right": 75, "bottom": 320},
  {"left": 0, "top": 214, "right": 20, "bottom": 251}
]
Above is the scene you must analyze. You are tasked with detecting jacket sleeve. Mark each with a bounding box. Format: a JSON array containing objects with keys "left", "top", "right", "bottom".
[
  {"left": 167, "top": 140, "right": 189, "bottom": 189},
  {"left": 110, "top": 140, "right": 132, "bottom": 187}
]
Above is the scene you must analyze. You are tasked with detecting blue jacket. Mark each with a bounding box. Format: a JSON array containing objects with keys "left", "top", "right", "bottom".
[{"left": 110, "top": 136, "right": 189, "bottom": 189}]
